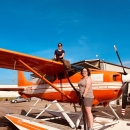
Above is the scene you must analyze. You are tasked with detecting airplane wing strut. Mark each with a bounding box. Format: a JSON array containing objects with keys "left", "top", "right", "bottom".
[{"left": 18, "top": 59, "right": 71, "bottom": 100}]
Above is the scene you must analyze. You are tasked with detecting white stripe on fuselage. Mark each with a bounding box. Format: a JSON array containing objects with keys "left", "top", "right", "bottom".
[{"left": 20, "top": 82, "right": 122, "bottom": 94}]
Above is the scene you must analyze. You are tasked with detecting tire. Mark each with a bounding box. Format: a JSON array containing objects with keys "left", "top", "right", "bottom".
[
  {"left": 14, "top": 100, "right": 17, "bottom": 103},
  {"left": 26, "top": 99, "right": 29, "bottom": 102}
]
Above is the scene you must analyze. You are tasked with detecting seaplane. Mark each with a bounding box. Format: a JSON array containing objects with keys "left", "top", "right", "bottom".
[{"left": 0, "top": 46, "right": 130, "bottom": 130}]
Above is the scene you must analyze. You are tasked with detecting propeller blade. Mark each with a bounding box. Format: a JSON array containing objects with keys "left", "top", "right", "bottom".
[
  {"left": 122, "top": 82, "right": 129, "bottom": 115},
  {"left": 114, "top": 45, "right": 127, "bottom": 75}
]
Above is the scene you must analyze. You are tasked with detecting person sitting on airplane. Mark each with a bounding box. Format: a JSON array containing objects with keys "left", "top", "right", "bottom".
[
  {"left": 54, "top": 43, "right": 65, "bottom": 61},
  {"left": 53, "top": 43, "right": 71, "bottom": 69},
  {"left": 78, "top": 67, "right": 94, "bottom": 130}
]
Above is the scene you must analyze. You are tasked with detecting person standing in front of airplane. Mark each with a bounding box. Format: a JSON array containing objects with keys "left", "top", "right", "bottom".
[
  {"left": 54, "top": 43, "right": 65, "bottom": 61},
  {"left": 78, "top": 67, "right": 94, "bottom": 130}
]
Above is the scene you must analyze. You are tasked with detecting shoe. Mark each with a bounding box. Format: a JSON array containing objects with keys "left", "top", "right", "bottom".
[
  {"left": 77, "top": 125, "right": 88, "bottom": 130},
  {"left": 85, "top": 126, "right": 89, "bottom": 130}
]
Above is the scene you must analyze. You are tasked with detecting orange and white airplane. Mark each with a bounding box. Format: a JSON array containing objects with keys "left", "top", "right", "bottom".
[{"left": 0, "top": 46, "right": 130, "bottom": 130}]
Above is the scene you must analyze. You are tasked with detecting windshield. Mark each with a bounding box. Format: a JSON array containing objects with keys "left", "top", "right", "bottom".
[{"left": 15, "top": 96, "right": 22, "bottom": 99}]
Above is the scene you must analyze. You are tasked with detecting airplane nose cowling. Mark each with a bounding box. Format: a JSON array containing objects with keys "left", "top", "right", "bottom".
[{"left": 122, "top": 74, "right": 130, "bottom": 82}]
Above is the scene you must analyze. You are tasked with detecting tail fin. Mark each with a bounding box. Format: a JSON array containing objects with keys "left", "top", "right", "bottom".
[{"left": 18, "top": 71, "right": 34, "bottom": 86}]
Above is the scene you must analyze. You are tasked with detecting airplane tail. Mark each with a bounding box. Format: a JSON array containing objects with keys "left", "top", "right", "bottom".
[{"left": 18, "top": 71, "right": 34, "bottom": 86}]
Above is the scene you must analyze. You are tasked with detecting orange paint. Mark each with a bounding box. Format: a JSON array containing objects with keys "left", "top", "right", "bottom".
[
  {"left": 91, "top": 69, "right": 122, "bottom": 82},
  {"left": 0, "top": 48, "right": 63, "bottom": 75},
  {"left": 19, "top": 89, "right": 122, "bottom": 105},
  {"left": 5, "top": 115, "right": 47, "bottom": 130},
  {"left": 0, "top": 48, "right": 124, "bottom": 108},
  {"left": 18, "top": 71, "right": 34, "bottom": 86},
  {"left": 93, "top": 99, "right": 100, "bottom": 107},
  {"left": 18, "top": 59, "right": 71, "bottom": 100}
]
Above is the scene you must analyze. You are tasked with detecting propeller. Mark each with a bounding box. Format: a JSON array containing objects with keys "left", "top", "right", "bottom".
[
  {"left": 121, "top": 82, "right": 129, "bottom": 115},
  {"left": 114, "top": 45, "right": 129, "bottom": 115},
  {"left": 114, "top": 45, "right": 127, "bottom": 75}
]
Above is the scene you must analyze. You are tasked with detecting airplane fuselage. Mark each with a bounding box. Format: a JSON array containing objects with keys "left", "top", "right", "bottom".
[{"left": 18, "top": 70, "right": 123, "bottom": 106}]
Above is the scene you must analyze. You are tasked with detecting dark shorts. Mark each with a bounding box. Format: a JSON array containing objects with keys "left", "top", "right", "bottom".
[{"left": 84, "top": 98, "right": 94, "bottom": 107}]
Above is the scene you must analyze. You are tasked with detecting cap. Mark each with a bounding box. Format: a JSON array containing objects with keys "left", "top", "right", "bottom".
[{"left": 58, "top": 43, "right": 62, "bottom": 47}]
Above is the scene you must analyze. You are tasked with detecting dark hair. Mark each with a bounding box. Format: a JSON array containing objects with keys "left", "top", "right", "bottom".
[
  {"left": 58, "top": 43, "right": 62, "bottom": 47},
  {"left": 80, "top": 67, "right": 91, "bottom": 76}
]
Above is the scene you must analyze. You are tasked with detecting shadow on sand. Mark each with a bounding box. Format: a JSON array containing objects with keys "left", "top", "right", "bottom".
[{"left": 20, "top": 109, "right": 70, "bottom": 126}]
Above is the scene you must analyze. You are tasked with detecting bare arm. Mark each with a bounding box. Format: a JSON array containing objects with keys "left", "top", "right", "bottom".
[
  {"left": 59, "top": 53, "right": 64, "bottom": 58},
  {"left": 83, "top": 77, "right": 92, "bottom": 97},
  {"left": 54, "top": 54, "right": 56, "bottom": 59}
]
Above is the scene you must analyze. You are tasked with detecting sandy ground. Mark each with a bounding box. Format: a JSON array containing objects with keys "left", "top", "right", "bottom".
[
  {"left": 0, "top": 99, "right": 80, "bottom": 130},
  {"left": 0, "top": 100, "right": 130, "bottom": 130}
]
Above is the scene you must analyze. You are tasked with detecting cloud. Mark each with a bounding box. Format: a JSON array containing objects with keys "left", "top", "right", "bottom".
[
  {"left": 30, "top": 49, "right": 54, "bottom": 59},
  {"left": 81, "top": 36, "right": 87, "bottom": 40},
  {"left": 78, "top": 36, "right": 88, "bottom": 46},
  {"left": 78, "top": 39, "right": 86, "bottom": 46},
  {"left": 57, "top": 29, "right": 65, "bottom": 34},
  {"left": 64, "top": 45, "right": 95, "bottom": 63},
  {"left": 59, "top": 21, "right": 66, "bottom": 26},
  {"left": 65, "top": 57, "right": 75, "bottom": 63},
  {"left": 123, "top": 61, "right": 130, "bottom": 67},
  {"left": 78, "top": 39, "right": 84, "bottom": 44},
  {"left": 30, "top": 48, "right": 84, "bottom": 63},
  {"left": 72, "top": 20, "right": 79, "bottom": 24}
]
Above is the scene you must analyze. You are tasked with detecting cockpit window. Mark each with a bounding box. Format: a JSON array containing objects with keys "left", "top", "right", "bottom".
[
  {"left": 38, "top": 74, "right": 56, "bottom": 84},
  {"left": 57, "top": 70, "right": 77, "bottom": 80},
  {"left": 113, "top": 75, "right": 116, "bottom": 81},
  {"left": 112, "top": 74, "right": 120, "bottom": 81},
  {"left": 68, "top": 70, "right": 77, "bottom": 77}
]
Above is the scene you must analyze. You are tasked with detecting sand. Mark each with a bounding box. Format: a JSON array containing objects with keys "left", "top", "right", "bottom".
[{"left": 0, "top": 100, "right": 130, "bottom": 130}]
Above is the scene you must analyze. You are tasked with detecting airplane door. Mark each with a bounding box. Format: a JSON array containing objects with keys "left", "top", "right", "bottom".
[
  {"left": 58, "top": 71, "right": 64, "bottom": 90},
  {"left": 59, "top": 79, "right": 63, "bottom": 90},
  {"left": 58, "top": 71, "right": 66, "bottom": 101}
]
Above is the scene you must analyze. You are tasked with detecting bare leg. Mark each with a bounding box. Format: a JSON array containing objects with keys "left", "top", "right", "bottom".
[
  {"left": 85, "top": 111, "right": 89, "bottom": 128},
  {"left": 81, "top": 106, "right": 89, "bottom": 129},
  {"left": 85, "top": 106, "right": 93, "bottom": 129}
]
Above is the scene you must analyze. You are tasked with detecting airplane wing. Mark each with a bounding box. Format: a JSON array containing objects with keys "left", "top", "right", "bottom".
[
  {"left": 0, "top": 88, "right": 24, "bottom": 91},
  {"left": 0, "top": 48, "right": 64, "bottom": 75},
  {"left": 72, "top": 60, "right": 100, "bottom": 69}
]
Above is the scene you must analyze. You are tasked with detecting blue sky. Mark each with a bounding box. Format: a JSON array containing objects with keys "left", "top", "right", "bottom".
[{"left": 0, "top": 0, "right": 130, "bottom": 84}]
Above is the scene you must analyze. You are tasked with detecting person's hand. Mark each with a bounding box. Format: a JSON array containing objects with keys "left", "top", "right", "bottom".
[
  {"left": 79, "top": 95, "right": 84, "bottom": 106},
  {"left": 52, "top": 58, "right": 56, "bottom": 60},
  {"left": 82, "top": 95, "right": 84, "bottom": 100}
]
